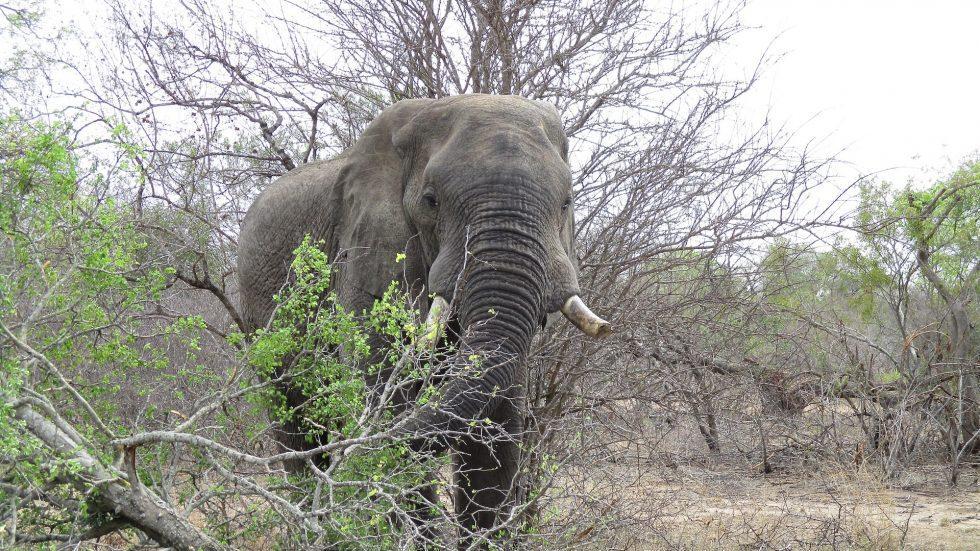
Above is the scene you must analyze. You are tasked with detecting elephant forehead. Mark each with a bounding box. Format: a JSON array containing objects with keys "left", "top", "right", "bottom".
[
  {"left": 488, "top": 130, "right": 532, "bottom": 156},
  {"left": 437, "top": 93, "right": 541, "bottom": 112},
  {"left": 427, "top": 95, "right": 557, "bottom": 132},
  {"left": 438, "top": 125, "right": 559, "bottom": 171},
  {"left": 433, "top": 132, "right": 569, "bottom": 190},
  {"left": 474, "top": 95, "right": 556, "bottom": 122}
]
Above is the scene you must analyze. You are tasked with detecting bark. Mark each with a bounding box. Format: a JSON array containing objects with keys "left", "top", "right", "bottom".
[
  {"left": 690, "top": 366, "right": 721, "bottom": 452},
  {"left": 915, "top": 248, "right": 980, "bottom": 454},
  {"left": 14, "top": 403, "right": 222, "bottom": 550}
]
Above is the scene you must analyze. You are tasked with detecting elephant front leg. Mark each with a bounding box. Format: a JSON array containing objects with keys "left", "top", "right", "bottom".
[
  {"left": 453, "top": 412, "right": 523, "bottom": 549},
  {"left": 273, "top": 357, "right": 331, "bottom": 474},
  {"left": 403, "top": 481, "right": 442, "bottom": 548}
]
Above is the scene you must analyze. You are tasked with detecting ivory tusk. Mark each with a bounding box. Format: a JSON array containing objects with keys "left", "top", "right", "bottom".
[
  {"left": 561, "top": 295, "right": 612, "bottom": 338},
  {"left": 419, "top": 295, "right": 450, "bottom": 347}
]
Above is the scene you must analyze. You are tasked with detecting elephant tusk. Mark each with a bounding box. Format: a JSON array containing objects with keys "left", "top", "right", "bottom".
[
  {"left": 561, "top": 295, "right": 611, "bottom": 338},
  {"left": 418, "top": 295, "right": 450, "bottom": 347}
]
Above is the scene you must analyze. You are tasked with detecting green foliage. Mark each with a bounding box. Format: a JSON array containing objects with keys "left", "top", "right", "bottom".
[
  {"left": 904, "top": 162, "right": 979, "bottom": 285},
  {"left": 247, "top": 235, "right": 435, "bottom": 545},
  {"left": 775, "top": 161, "right": 978, "bottom": 330},
  {"left": 757, "top": 159, "right": 979, "bottom": 386},
  {"left": 0, "top": 115, "right": 219, "bottom": 539},
  {"left": 1, "top": 3, "right": 42, "bottom": 29},
  {"left": 1, "top": 116, "right": 439, "bottom": 545},
  {"left": 0, "top": 116, "right": 175, "bottom": 419},
  {"left": 879, "top": 369, "right": 902, "bottom": 385},
  {"left": 855, "top": 162, "right": 979, "bottom": 293},
  {"left": 248, "top": 235, "right": 371, "bottom": 437}
]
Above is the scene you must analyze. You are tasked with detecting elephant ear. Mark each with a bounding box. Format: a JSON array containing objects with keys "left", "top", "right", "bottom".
[
  {"left": 332, "top": 98, "right": 434, "bottom": 310},
  {"left": 536, "top": 99, "right": 575, "bottom": 265},
  {"left": 545, "top": 101, "right": 575, "bottom": 269}
]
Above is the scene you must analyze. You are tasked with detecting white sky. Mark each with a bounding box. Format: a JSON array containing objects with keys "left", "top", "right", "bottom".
[
  {"left": 738, "top": 0, "right": 980, "bottom": 187},
  {"left": 6, "top": 0, "right": 978, "bottom": 189}
]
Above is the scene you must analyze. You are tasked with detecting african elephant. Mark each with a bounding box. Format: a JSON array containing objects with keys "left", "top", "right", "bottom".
[{"left": 237, "top": 94, "right": 610, "bottom": 540}]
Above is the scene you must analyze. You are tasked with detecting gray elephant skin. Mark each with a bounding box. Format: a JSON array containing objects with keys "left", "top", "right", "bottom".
[{"left": 237, "top": 94, "right": 609, "bottom": 538}]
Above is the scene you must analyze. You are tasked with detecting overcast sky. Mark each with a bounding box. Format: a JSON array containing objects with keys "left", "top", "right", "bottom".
[
  {"left": 739, "top": 0, "right": 980, "bottom": 186},
  {"left": 8, "top": 0, "right": 978, "bottom": 189}
]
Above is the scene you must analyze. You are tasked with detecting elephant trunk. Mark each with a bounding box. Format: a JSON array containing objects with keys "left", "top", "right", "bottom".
[
  {"left": 407, "top": 217, "right": 547, "bottom": 446},
  {"left": 449, "top": 221, "right": 545, "bottom": 412}
]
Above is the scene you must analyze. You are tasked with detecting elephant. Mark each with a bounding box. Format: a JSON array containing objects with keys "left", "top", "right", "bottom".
[{"left": 237, "top": 94, "right": 610, "bottom": 542}]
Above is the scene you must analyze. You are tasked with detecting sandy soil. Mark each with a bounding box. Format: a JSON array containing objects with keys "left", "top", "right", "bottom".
[{"left": 563, "top": 461, "right": 980, "bottom": 550}]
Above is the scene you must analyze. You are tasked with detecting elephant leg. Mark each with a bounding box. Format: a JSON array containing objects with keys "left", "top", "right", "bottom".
[
  {"left": 453, "top": 414, "right": 523, "bottom": 548},
  {"left": 402, "top": 481, "right": 441, "bottom": 547},
  {"left": 273, "top": 368, "right": 330, "bottom": 474},
  {"left": 357, "top": 328, "right": 446, "bottom": 545}
]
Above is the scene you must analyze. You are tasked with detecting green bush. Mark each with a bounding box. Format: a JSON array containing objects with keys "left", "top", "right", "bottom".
[
  {"left": 0, "top": 116, "right": 440, "bottom": 547},
  {"left": 248, "top": 235, "right": 439, "bottom": 545}
]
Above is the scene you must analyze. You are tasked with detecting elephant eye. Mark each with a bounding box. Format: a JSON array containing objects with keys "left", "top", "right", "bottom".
[
  {"left": 561, "top": 198, "right": 571, "bottom": 212},
  {"left": 423, "top": 192, "right": 439, "bottom": 210}
]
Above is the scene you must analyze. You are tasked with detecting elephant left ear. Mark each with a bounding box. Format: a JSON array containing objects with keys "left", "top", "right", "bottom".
[
  {"left": 535, "top": 100, "right": 574, "bottom": 252},
  {"left": 533, "top": 100, "right": 570, "bottom": 162},
  {"left": 331, "top": 99, "right": 435, "bottom": 309}
]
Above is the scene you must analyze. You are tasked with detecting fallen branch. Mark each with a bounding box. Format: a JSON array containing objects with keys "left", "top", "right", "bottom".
[{"left": 14, "top": 403, "right": 222, "bottom": 551}]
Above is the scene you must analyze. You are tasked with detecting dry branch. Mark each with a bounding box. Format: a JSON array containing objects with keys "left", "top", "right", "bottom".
[{"left": 13, "top": 403, "right": 221, "bottom": 550}]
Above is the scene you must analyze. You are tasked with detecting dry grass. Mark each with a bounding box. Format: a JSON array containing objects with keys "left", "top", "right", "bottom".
[
  {"left": 547, "top": 456, "right": 980, "bottom": 550},
  {"left": 539, "top": 394, "right": 980, "bottom": 551}
]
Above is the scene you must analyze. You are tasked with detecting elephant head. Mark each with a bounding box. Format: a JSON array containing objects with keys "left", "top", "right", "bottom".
[{"left": 337, "top": 95, "right": 610, "bottom": 443}]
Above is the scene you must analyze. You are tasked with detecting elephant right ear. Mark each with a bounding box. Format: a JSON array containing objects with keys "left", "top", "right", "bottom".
[{"left": 332, "top": 99, "right": 435, "bottom": 307}]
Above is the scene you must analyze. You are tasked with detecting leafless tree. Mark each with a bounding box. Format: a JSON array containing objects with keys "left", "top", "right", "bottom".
[{"left": 17, "top": 0, "right": 957, "bottom": 548}]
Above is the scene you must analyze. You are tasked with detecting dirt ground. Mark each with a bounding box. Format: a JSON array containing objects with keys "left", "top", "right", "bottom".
[
  {"left": 559, "top": 459, "right": 980, "bottom": 550},
  {"left": 673, "top": 470, "right": 977, "bottom": 549}
]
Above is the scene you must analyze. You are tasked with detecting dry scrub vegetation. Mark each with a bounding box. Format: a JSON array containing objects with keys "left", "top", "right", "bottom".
[{"left": 1, "top": 0, "right": 977, "bottom": 549}]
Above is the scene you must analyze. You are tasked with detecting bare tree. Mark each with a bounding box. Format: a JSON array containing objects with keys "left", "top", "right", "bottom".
[{"left": 1, "top": 0, "right": 895, "bottom": 548}]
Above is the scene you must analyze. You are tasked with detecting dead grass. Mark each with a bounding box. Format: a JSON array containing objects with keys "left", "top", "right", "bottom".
[{"left": 549, "top": 458, "right": 980, "bottom": 550}]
